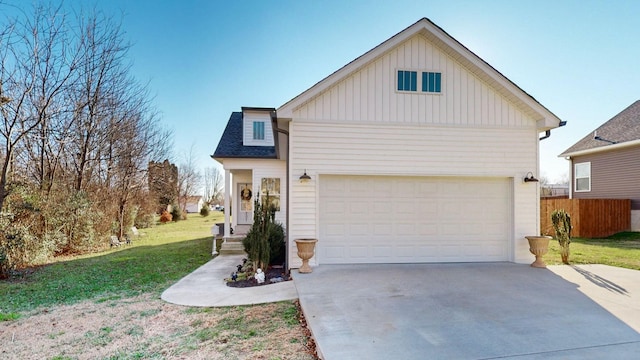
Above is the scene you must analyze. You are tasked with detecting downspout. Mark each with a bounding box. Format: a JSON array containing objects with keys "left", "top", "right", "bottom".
[
  {"left": 271, "top": 111, "right": 290, "bottom": 272},
  {"left": 539, "top": 130, "right": 551, "bottom": 141}
]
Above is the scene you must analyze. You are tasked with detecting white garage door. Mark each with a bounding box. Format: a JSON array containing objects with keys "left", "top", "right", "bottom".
[{"left": 319, "top": 175, "right": 512, "bottom": 264}]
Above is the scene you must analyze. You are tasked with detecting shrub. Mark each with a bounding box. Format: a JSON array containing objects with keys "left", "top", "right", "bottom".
[
  {"left": 170, "top": 205, "right": 182, "bottom": 222},
  {"left": 0, "top": 213, "right": 38, "bottom": 278},
  {"left": 551, "top": 209, "right": 572, "bottom": 264},
  {"left": 242, "top": 193, "right": 285, "bottom": 270},
  {"left": 160, "top": 210, "right": 172, "bottom": 223},
  {"left": 199, "top": 205, "right": 209, "bottom": 217},
  {"left": 268, "top": 221, "right": 286, "bottom": 265}
]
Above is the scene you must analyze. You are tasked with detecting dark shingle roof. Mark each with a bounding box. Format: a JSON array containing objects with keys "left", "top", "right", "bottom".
[
  {"left": 560, "top": 100, "right": 640, "bottom": 156},
  {"left": 212, "top": 112, "right": 277, "bottom": 159}
]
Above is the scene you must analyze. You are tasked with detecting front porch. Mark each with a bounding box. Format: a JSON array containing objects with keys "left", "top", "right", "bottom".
[{"left": 217, "top": 224, "right": 250, "bottom": 255}]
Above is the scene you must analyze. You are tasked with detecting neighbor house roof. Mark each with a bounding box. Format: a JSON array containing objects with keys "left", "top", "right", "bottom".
[
  {"left": 211, "top": 112, "right": 277, "bottom": 159},
  {"left": 277, "top": 17, "right": 563, "bottom": 131},
  {"left": 560, "top": 100, "right": 640, "bottom": 157}
]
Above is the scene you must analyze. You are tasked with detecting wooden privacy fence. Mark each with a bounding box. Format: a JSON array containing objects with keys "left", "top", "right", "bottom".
[{"left": 540, "top": 198, "right": 631, "bottom": 238}]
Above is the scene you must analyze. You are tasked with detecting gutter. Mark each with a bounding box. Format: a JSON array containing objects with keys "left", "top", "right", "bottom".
[
  {"left": 539, "top": 120, "right": 567, "bottom": 141},
  {"left": 270, "top": 111, "right": 290, "bottom": 272}
]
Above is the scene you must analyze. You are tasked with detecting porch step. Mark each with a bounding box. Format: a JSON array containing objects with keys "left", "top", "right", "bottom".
[{"left": 220, "top": 239, "right": 246, "bottom": 255}]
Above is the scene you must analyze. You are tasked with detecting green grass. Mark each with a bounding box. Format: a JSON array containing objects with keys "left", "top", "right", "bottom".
[
  {"left": 543, "top": 232, "right": 640, "bottom": 270},
  {"left": 0, "top": 212, "right": 224, "bottom": 315}
]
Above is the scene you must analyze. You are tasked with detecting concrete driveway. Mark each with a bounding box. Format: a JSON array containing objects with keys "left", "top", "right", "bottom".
[{"left": 293, "top": 263, "right": 640, "bottom": 359}]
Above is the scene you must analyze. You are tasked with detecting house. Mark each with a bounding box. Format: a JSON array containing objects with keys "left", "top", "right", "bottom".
[
  {"left": 559, "top": 100, "right": 640, "bottom": 231},
  {"left": 212, "top": 18, "right": 564, "bottom": 269},
  {"left": 183, "top": 195, "right": 204, "bottom": 213}
]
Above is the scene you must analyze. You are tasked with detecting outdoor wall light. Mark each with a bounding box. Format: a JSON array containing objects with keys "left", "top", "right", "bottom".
[
  {"left": 299, "top": 170, "right": 311, "bottom": 183},
  {"left": 524, "top": 172, "right": 539, "bottom": 183}
]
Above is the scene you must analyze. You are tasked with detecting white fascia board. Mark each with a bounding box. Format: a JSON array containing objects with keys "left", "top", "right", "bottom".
[{"left": 559, "top": 139, "right": 640, "bottom": 158}]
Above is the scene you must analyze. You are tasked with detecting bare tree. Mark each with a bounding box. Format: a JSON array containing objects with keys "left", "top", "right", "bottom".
[
  {"left": 69, "top": 10, "right": 132, "bottom": 192},
  {"left": 203, "top": 166, "right": 223, "bottom": 205},
  {"left": 0, "top": 2, "right": 171, "bottom": 251},
  {"left": 177, "top": 145, "right": 201, "bottom": 215},
  {"left": 0, "top": 4, "right": 78, "bottom": 209}
]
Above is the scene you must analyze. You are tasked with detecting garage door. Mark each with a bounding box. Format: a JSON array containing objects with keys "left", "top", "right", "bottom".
[{"left": 319, "top": 175, "right": 511, "bottom": 264}]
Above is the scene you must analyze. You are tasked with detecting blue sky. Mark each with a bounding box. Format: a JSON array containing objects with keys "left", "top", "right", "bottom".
[{"left": 6, "top": 0, "right": 640, "bottom": 186}]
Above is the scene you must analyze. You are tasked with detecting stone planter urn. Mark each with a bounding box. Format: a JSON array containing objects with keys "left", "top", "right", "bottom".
[
  {"left": 294, "top": 238, "right": 318, "bottom": 273},
  {"left": 525, "top": 236, "right": 551, "bottom": 268}
]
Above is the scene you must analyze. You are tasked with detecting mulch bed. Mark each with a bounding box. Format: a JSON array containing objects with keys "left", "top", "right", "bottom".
[{"left": 226, "top": 266, "right": 291, "bottom": 288}]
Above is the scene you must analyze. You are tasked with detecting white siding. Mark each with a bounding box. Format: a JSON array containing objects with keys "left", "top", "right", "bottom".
[
  {"left": 293, "top": 34, "right": 529, "bottom": 128},
  {"left": 243, "top": 111, "right": 275, "bottom": 147},
  {"left": 287, "top": 122, "right": 540, "bottom": 267},
  {"left": 221, "top": 159, "right": 287, "bottom": 226},
  {"left": 284, "top": 32, "right": 543, "bottom": 268}
]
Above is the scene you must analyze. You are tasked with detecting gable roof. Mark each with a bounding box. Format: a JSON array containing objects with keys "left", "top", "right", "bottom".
[
  {"left": 277, "top": 17, "right": 562, "bottom": 130},
  {"left": 560, "top": 100, "right": 640, "bottom": 157},
  {"left": 211, "top": 112, "right": 277, "bottom": 160},
  {"left": 182, "top": 195, "right": 203, "bottom": 203}
]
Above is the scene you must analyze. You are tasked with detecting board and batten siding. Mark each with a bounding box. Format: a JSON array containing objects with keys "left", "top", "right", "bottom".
[
  {"left": 285, "top": 32, "right": 544, "bottom": 267},
  {"left": 287, "top": 122, "right": 541, "bottom": 267},
  {"left": 292, "top": 34, "right": 530, "bottom": 128}
]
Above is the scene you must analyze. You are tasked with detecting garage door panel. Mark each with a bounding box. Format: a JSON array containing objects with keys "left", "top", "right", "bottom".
[
  {"left": 373, "top": 224, "right": 393, "bottom": 235},
  {"left": 319, "top": 175, "right": 511, "bottom": 264},
  {"left": 372, "top": 246, "right": 392, "bottom": 258}
]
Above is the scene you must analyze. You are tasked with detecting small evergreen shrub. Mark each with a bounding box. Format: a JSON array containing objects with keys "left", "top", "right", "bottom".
[
  {"left": 170, "top": 205, "right": 182, "bottom": 222},
  {"left": 242, "top": 193, "right": 285, "bottom": 270},
  {"left": 200, "top": 205, "right": 209, "bottom": 217}
]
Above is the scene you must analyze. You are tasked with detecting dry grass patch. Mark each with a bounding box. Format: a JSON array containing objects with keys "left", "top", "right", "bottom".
[{"left": 0, "top": 294, "right": 315, "bottom": 360}]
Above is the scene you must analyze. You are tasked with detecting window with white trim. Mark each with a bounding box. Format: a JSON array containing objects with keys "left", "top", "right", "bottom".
[
  {"left": 397, "top": 70, "right": 417, "bottom": 92},
  {"left": 253, "top": 121, "right": 265, "bottom": 140},
  {"left": 575, "top": 162, "right": 591, "bottom": 192},
  {"left": 397, "top": 69, "right": 442, "bottom": 93},
  {"left": 422, "top": 72, "right": 442, "bottom": 93}
]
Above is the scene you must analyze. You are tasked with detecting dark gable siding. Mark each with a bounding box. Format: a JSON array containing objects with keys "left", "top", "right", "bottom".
[{"left": 572, "top": 145, "right": 640, "bottom": 209}]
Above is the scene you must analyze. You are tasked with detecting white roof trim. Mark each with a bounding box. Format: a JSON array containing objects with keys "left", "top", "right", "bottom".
[
  {"left": 277, "top": 18, "right": 562, "bottom": 130},
  {"left": 560, "top": 138, "right": 640, "bottom": 158}
]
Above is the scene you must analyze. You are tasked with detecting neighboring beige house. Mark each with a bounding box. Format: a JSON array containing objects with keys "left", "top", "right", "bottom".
[
  {"left": 183, "top": 196, "right": 204, "bottom": 213},
  {"left": 212, "top": 18, "right": 564, "bottom": 269},
  {"left": 559, "top": 100, "right": 640, "bottom": 231}
]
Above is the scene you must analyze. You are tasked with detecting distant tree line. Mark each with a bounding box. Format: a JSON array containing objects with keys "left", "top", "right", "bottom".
[{"left": 0, "top": 3, "right": 170, "bottom": 276}]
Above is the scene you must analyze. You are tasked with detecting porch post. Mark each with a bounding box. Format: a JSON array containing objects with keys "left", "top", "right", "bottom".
[{"left": 224, "top": 169, "right": 231, "bottom": 240}]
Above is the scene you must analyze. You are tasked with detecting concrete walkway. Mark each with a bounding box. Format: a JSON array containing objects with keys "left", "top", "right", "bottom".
[
  {"left": 161, "top": 254, "right": 298, "bottom": 307},
  {"left": 293, "top": 263, "right": 640, "bottom": 360}
]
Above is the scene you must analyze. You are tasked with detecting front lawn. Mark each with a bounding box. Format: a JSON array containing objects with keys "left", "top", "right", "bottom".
[
  {"left": 0, "top": 212, "right": 317, "bottom": 360},
  {"left": 543, "top": 232, "right": 640, "bottom": 270},
  {"left": 0, "top": 212, "right": 223, "bottom": 314}
]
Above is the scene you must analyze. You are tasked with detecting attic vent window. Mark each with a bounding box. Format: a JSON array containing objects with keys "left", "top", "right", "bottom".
[
  {"left": 422, "top": 72, "right": 442, "bottom": 93},
  {"left": 253, "top": 121, "right": 265, "bottom": 140},
  {"left": 397, "top": 70, "right": 417, "bottom": 92}
]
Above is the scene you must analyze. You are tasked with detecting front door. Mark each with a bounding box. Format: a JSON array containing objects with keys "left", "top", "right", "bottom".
[{"left": 237, "top": 183, "right": 253, "bottom": 224}]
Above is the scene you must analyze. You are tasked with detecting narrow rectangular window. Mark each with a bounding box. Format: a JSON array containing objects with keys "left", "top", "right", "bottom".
[
  {"left": 422, "top": 72, "right": 442, "bottom": 93},
  {"left": 574, "top": 162, "right": 591, "bottom": 192},
  {"left": 397, "top": 70, "right": 417, "bottom": 91},
  {"left": 253, "top": 121, "right": 265, "bottom": 140}
]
